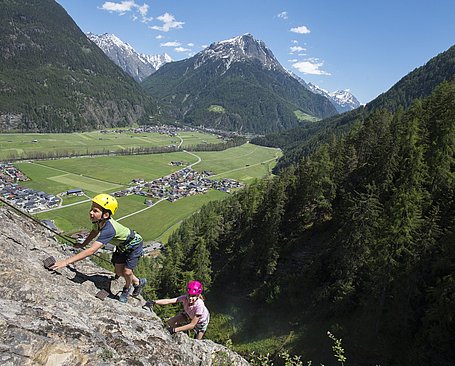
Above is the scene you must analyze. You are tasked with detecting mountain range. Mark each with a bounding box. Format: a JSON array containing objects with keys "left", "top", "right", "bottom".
[
  {"left": 93, "top": 33, "right": 360, "bottom": 131},
  {"left": 142, "top": 34, "right": 340, "bottom": 134},
  {"left": 289, "top": 72, "right": 361, "bottom": 113},
  {"left": 87, "top": 33, "right": 172, "bottom": 82},
  {"left": 305, "top": 82, "right": 361, "bottom": 113}
]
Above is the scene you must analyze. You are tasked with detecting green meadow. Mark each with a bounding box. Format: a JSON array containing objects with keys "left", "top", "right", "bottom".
[
  {"left": 16, "top": 151, "right": 198, "bottom": 191},
  {"left": 192, "top": 143, "right": 281, "bottom": 182},
  {"left": 0, "top": 130, "right": 221, "bottom": 160},
  {"left": 13, "top": 142, "right": 282, "bottom": 242}
]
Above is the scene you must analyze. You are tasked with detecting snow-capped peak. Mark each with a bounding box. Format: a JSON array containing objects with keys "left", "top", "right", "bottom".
[
  {"left": 87, "top": 32, "right": 172, "bottom": 82},
  {"left": 193, "top": 33, "right": 284, "bottom": 73},
  {"left": 307, "top": 82, "right": 361, "bottom": 112}
]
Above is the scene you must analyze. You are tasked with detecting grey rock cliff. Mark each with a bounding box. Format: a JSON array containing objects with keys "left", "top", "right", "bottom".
[{"left": 0, "top": 207, "right": 248, "bottom": 366}]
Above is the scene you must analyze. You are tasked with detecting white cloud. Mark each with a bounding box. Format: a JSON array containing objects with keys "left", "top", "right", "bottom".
[
  {"left": 101, "top": 1, "right": 135, "bottom": 13},
  {"left": 288, "top": 59, "right": 298, "bottom": 63},
  {"left": 150, "top": 12, "right": 184, "bottom": 32},
  {"left": 155, "top": 34, "right": 164, "bottom": 39},
  {"left": 277, "top": 11, "right": 288, "bottom": 20},
  {"left": 290, "top": 46, "right": 306, "bottom": 53},
  {"left": 175, "top": 47, "right": 190, "bottom": 53},
  {"left": 100, "top": 1, "right": 151, "bottom": 22},
  {"left": 290, "top": 25, "right": 311, "bottom": 34},
  {"left": 291, "top": 40, "right": 298, "bottom": 44},
  {"left": 292, "top": 59, "right": 330, "bottom": 75},
  {"left": 187, "top": 43, "right": 195, "bottom": 47},
  {"left": 201, "top": 44, "right": 208, "bottom": 49},
  {"left": 160, "top": 41, "right": 181, "bottom": 47},
  {"left": 137, "top": 3, "right": 148, "bottom": 16}
]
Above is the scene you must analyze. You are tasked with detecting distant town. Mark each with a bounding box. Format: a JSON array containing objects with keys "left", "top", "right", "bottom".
[
  {"left": 99, "top": 123, "right": 245, "bottom": 140},
  {"left": 113, "top": 165, "right": 243, "bottom": 203},
  {"left": 0, "top": 158, "right": 244, "bottom": 216},
  {"left": 0, "top": 163, "right": 61, "bottom": 213}
]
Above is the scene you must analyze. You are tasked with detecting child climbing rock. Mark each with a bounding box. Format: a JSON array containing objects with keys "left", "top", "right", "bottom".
[
  {"left": 51, "top": 194, "right": 147, "bottom": 303},
  {"left": 152, "top": 280, "right": 210, "bottom": 339}
]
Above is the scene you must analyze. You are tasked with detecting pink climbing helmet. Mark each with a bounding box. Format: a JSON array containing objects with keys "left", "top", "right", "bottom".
[{"left": 187, "top": 280, "right": 203, "bottom": 296}]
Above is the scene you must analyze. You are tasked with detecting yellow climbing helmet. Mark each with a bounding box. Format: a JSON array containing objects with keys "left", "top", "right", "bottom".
[{"left": 92, "top": 193, "right": 118, "bottom": 216}]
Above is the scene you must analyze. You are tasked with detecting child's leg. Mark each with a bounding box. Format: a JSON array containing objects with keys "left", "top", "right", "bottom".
[
  {"left": 112, "top": 251, "right": 131, "bottom": 288},
  {"left": 124, "top": 242, "right": 143, "bottom": 287},
  {"left": 114, "top": 263, "right": 136, "bottom": 288},
  {"left": 194, "top": 319, "right": 209, "bottom": 339},
  {"left": 123, "top": 266, "right": 139, "bottom": 288},
  {"left": 195, "top": 331, "right": 205, "bottom": 340},
  {"left": 167, "top": 313, "right": 187, "bottom": 328},
  {"left": 114, "top": 263, "right": 124, "bottom": 278}
]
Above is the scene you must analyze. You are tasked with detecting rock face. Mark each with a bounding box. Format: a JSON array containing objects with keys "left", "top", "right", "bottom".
[{"left": 0, "top": 207, "right": 248, "bottom": 366}]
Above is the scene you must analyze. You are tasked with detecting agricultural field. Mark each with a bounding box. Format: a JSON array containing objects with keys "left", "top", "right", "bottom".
[
  {"left": 10, "top": 142, "right": 282, "bottom": 243},
  {"left": 192, "top": 143, "right": 281, "bottom": 183},
  {"left": 16, "top": 151, "right": 198, "bottom": 193},
  {"left": 0, "top": 130, "right": 221, "bottom": 160}
]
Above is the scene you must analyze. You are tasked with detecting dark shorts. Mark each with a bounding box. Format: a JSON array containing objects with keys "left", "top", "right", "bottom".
[
  {"left": 180, "top": 312, "right": 209, "bottom": 334},
  {"left": 111, "top": 240, "right": 143, "bottom": 269}
]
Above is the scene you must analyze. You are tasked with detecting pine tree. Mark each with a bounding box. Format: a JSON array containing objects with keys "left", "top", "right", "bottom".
[
  {"left": 191, "top": 236, "right": 212, "bottom": 288},
  {"left": 385, "top": 101, "right": 429, "bottom": 271},
  {"left": 423, "top": 81, "right": 455, "bottom": 219},
  {"left": 329, "top": 184, "right": 383, "bottom": 306},
  {"left": 252, "top": 177, "right": 287, "bottom": 279}
]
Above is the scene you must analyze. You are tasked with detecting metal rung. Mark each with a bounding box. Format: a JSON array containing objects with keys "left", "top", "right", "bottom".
[
  {"left": 95, "top": 289, "right": 109, "bottom": 300},
  {"left": 43, "top": 256, "right": 56, "bottom": 269}
]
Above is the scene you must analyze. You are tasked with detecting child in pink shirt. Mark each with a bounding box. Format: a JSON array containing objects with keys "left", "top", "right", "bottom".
[{"left": 152, "top": 280, "right": 210, "bottom": 339}]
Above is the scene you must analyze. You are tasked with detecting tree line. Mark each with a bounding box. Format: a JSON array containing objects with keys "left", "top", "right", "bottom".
[{"left": 4, "top": 136, "right": 246, "bottom": 161}]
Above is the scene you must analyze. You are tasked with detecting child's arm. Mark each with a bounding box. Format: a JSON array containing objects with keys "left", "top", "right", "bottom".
[
  {"left": 155, "top": 297, "right": 179, "bottom": 305},
  {"left": 174, "top": 315, "right": 200, "bottom": 333},
  {"left": 74, "top": 229, "right": 98, "bottom": 249},
  {"left": 50, "top": 241, "right": 104, "bottom": 270}
]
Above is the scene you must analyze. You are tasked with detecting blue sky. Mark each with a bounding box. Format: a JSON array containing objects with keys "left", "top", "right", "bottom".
[{"left": 56, "top": 0, "right": 455, "bottom": 104}]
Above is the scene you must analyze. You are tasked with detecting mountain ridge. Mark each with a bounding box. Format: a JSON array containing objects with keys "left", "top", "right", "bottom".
[
  {"left": 91, "top": 31, "right": 360, "bottom": 113},
  {"left": 193, "top": 33, "right": 285, "bottom": 73}
]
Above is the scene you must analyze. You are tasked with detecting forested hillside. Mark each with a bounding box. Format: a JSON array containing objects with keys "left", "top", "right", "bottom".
[
  {"left": 155, "top": 80, "right": 455, "bottom": 365},
  {"left": 255, "top": 44, "right": 455, "bottom": 171},
  {"left": 0, "top": 0, "right": 157, "bottom": 132}
]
